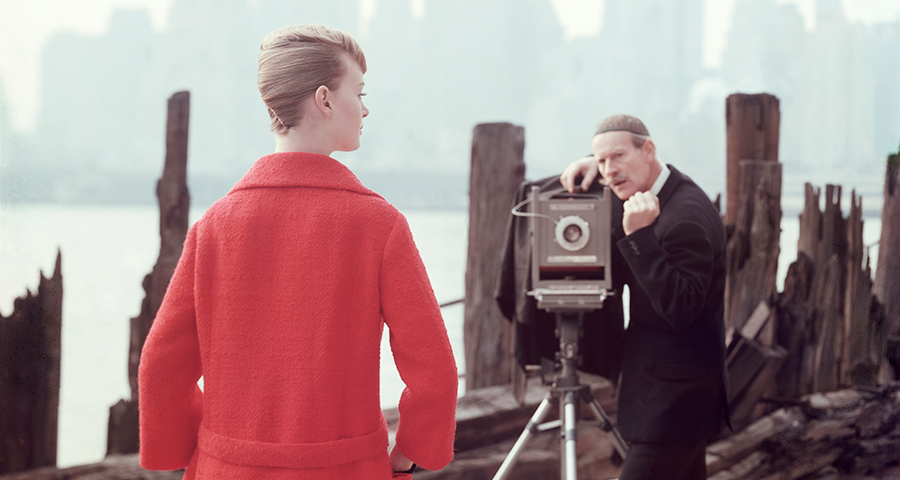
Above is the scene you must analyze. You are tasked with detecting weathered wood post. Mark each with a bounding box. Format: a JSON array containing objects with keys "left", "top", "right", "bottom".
[
  {"left": 107, "top": 91, "right": 191, "bottom": 454},
  {"left": 724, "top": 93, "right": 780, "bottom": 226},
  {"left": 0, "top": 252, "right": 63, "bottom": 473},
  {"left": 464, "top": 122, "right": 525, "bottom": 392},
  {"left": 774, "top": 181, "right": 875, "bottom": 396},
  {"left": 875, "top": 147, "right": 900, "bottom": 378},
  {"left": 842, "top": 190, "right": 878, "bottom": 385},
  {"left": 724, "top": 93, "right": 781, "bottom": 333}
]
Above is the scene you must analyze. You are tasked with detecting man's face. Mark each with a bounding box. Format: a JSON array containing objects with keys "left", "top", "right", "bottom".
[{"left": 591, "top": 131, "right": 655, "bottom": 200}]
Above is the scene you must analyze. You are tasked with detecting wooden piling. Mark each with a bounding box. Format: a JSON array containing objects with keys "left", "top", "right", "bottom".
[
  {"left": 724, "top": 160, "right": 782, "bottom": 333},
  {"left": 724, "top": 93, "right": 780, "bottom": 226},
  {"left": 0, "top": 251, "right": 63, "bottom": 473},
  {"left": 841, "top": 190, "right": 880, "bottom": 386},
  {"left": 107, "top": 91, "right": 191, "bottom": 454},
  {"left": 773, "top": 182, "right": 874, "bottom": 398},
  {"left": 874, "top": 150, "right": 900, "bottom": 337},
  {"left": 464, "top": 122, "right": 525, "bottom": 391}
]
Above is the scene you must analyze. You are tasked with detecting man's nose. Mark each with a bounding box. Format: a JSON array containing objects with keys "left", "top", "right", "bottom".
[{"left": 601, "top": 160, "right": 616, "bottom": 177}]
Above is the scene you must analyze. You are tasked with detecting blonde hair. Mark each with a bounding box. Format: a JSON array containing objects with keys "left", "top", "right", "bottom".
[{"left": 257, "top": 25, "right": 367, "bottom": 134}]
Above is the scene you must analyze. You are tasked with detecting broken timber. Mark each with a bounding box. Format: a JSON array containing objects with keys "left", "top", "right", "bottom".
[
  {"left": 107, "top": 90, "right": 191, "bottom": 455},
  {"left": 0, "top": 253, "right": 63, "bottom": 474}
]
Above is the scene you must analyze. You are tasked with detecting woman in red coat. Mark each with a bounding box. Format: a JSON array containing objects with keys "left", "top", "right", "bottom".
[{"left": 138, "top": 25, "right": 458, "bottom": 479}]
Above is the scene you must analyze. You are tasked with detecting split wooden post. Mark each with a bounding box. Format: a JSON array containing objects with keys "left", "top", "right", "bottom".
[
  {"left": 724, "top": 93, "right": 780, "bottom": 226},
  {"left": 874, "top": 149, "right": 900, "bottom": 336},
  {"left": 723, "top": 93, "right": 781, "bottom": 335},
  {"left": 464, "top": 122, "right": 525, "bottom": 392},
  {"left": 875, "top": 148, "right": 900, "bottom": 380},
  {"left": 724, "top": 160, "right": 782, "bottom": 334},
  {"left": 107, "top": 91, "right": 191, "bottom": 454},
  {"left": 0, "top": 252, "right": 63, "bottom": 473},
  {"left": 774, "top": 181, "right": 876, "bottom": 396}
]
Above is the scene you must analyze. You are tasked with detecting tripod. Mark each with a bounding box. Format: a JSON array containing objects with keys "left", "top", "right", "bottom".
[{"left": 492, "top": 310, "right": 628, "bottom": 480}]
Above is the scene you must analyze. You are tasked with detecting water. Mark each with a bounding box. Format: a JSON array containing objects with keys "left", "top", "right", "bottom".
[
  {"left": 0, "top": 202, "right": 883, "bottom": 467},
  {"left": 0, "top": 204, "right": 467, "bottom": 468}
]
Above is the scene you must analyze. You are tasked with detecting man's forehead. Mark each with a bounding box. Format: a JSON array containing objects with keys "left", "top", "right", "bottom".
[{"left": 592, "top": 131, "right": 634, "bottom": 152}]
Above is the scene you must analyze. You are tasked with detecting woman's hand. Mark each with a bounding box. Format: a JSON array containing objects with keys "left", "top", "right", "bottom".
[{"left": 390, "top": 444, "right": 414, "bottom": 473}]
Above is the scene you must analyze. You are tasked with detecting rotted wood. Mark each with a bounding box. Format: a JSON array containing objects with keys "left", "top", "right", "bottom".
[
  {"left": 0, "top": 454, "right": 182, "bottom": 480},
  {"left": 464, "top": 122, "right": 525, "bottom": 391},
  {"left": 107, "top": 91, "right": 191, "bottom": 455},
  {"left": 725, "top": 334, "right": 787, "bottom": 432},
  {"left": 724, "top": 160, "right": 782, "bottom": 333},
  {"left": 774, "top": 253, "right": 815, "bottom": 399},
  {"left": 874, "top": 150, "right": 900, "bottom": 337},
  {"left": 776, "top": 184, "right": 855, "bottom": 399},
  {"left": 0, "top": 252, "right": 63, "bottom": 473},
  {"left": 842, "top": 190, "right": 881, "bottom": 386},
  {"left": 708, "top": 385, "right": 900, "bottom": 480},
  {"left": 724, "top": 93, "right": 780, "bottom": 225}
]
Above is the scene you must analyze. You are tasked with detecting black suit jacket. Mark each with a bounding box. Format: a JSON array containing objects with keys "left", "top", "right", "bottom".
[
  {"left": 495, "top": 176, "right": 625, "bottom": 383},
  {"left": 614, "top": 165, "right": 729, "bottom": 444}
]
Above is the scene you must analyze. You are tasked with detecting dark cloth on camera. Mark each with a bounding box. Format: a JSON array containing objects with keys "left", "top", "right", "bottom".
[{"left": 495, "top": 176, "right": 625, "bottom": 383}]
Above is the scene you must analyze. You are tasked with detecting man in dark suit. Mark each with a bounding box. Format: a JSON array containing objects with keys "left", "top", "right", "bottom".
[{"left": 561, "top": 114, "right": 729, "bottom": 480}]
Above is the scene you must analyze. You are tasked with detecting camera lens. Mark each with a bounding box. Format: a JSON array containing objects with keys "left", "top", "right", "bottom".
[
  {"left": 555, "top": 215, "right": 590, "bottom": 252},
  {"left": 563, "top": 224, "right": 582, "bottom": 243}
]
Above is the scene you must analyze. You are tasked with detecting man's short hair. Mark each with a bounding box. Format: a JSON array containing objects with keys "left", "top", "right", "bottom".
[{"left": 594, "top": 114, "right": 650, "bottom": 137}]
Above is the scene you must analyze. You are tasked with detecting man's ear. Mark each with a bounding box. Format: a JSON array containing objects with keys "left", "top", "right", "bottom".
[
  {"left": 314, "top": 85, "right": 331, "bottom": 116},
  {"left": 642, "top": 139, "right": 656, "bottom": 161}
]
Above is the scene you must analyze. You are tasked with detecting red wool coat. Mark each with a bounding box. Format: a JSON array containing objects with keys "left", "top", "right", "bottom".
[{"left": 139, "top": 152, "right": 458, "bottom": 479}]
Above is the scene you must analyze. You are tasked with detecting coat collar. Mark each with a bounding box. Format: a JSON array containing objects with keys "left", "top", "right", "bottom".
[
  {"left": 656, "top": 164, "right": 686, "bottom": 209},
  {"left": 229, "top": 152, "right": 382, "bottom": 199}
]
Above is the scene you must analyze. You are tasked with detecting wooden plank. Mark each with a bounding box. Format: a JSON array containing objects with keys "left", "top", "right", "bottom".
[
  {"left": 729, "top": 344, "right": 788, "bottom": 431},
  {"left": 741, "top": 301, "right": 771, "bottom": 342},
  {"left": 707, "top": 451, "right": 769, "bottom": 480},
  {"left": 757, "top": 447, "right": 842, "bottom": 480},
  {"left": 706, "top": 407, "right": 805, "bottom": 475},
  {"left": 453, "top": 373, "right": 616, "bottom": 452},
  {"left": 726, "top": 336, "right": 769, "bottom": 404},
  {"left": 0, "top": 454, "right": 183, "bottom": 480}
]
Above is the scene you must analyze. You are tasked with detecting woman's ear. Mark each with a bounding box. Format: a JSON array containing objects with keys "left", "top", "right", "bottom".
[{"left": 314, "top": 85, "right": 331, "bottom": 116}]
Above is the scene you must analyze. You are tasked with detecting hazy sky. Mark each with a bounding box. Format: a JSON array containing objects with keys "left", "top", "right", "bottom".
[{"left": 1, "top": 0, "right": 899, "bottom": 133}]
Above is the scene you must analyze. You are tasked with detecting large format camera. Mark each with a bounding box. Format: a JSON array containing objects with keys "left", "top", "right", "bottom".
[
  {"left": 495, "top": 184, "right": 626, "bottom": 480},
  {"left": 527, "top": 185, "right": 613, "bottom": 311}
]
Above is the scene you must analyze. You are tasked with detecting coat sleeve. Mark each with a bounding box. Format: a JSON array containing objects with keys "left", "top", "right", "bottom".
[
  {"left": 617, "top": 219, "right": 716, "bottom": 330},
  {"left": 138, "top": 226, "right": 204, "bottom": 470},
  {"left": 379, "top": 213, "right": 458, "bottom": 472}
]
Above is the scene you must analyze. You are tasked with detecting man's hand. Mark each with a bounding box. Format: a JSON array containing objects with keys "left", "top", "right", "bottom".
[
  {"left": 390, "top": 444, "right": 414, "bottom": 472},
  {"left": 622, "top": 191, "right": 660, "bottom": 236},
  {"left": 560, "top": 156, "right": 598, "bottom": 193}
]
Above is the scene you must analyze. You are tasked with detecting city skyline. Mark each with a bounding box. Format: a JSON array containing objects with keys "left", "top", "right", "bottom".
[
  {"left": 4, "top": 0, "right": 900, "bottom": 133},
  {"left": 1, "top": 0, "right": 898, "bottom": 211}
]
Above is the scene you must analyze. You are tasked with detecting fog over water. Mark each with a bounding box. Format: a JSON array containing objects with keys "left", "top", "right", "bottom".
[{"left": 1, "top": 0, "right": 898, "bottom": 211}]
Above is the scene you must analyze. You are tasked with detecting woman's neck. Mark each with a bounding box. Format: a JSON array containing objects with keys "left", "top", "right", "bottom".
[{"left": 274, "top": 123, "right": 332, "bottom": 156}]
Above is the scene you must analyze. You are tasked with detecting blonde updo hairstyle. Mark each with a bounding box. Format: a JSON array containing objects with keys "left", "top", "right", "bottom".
[{"left": 258, "top": 25, "right": 367, "bottom": 134}]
